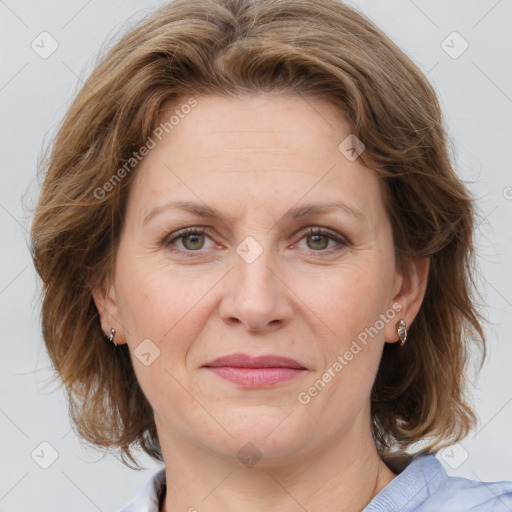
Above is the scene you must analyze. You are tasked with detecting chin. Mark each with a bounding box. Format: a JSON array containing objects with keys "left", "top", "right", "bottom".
[{"left": 200, "top": 410, "right": 309, "bottom": 466}]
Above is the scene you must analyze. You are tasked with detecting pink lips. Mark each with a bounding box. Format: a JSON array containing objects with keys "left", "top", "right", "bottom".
[{"left": 202, "top": 353, "right": 307, "bottom": 388}]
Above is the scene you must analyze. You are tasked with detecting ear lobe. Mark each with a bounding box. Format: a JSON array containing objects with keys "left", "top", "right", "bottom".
[
  {"left": 92, "top": 275, "right": 126, "bottom": 344},
  {"left": 385, "top": 257, "right": 430, "bottom": 343}
]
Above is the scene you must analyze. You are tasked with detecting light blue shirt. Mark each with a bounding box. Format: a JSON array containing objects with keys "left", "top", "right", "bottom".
[{"left": 120, "top": 451, "right": 512, "bottom": 511}]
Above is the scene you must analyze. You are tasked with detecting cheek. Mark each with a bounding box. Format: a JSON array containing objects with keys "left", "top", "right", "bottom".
[
  {"left": 300, "top": 260, "right": 393, "bottom": 401},
  {"left": 114, "top": 256, "right": 213, "bottom": 404},
  {"left": 116, "top": 252, "right": 216, "bottom": 352},
  {"left": 299, "top": 266, "right": 390, "bottom": 421},
  {"left": 304, "top": 260, "right": 392, "bottom": 345}
]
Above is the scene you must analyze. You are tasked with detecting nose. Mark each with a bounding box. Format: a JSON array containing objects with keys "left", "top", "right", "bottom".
[{"left": 218, "top": 244, "right": 294, "bottom": 333}]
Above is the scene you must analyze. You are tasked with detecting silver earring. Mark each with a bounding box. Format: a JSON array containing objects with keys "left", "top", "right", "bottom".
[
  {"left": 398, "top": 320, "right": 407, "bottom": 346},
  {"left": 108, "top": 327, "right": 117, "bottom": 347}
]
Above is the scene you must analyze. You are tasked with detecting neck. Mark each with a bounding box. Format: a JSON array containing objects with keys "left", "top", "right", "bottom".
[{"left": 157, "top": 410, "right": 397, "bottom": 512}]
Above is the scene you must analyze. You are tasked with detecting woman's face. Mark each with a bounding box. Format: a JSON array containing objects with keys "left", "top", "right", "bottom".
[{"left": 95, "top": 93, "right": 421, "bottom": 466}]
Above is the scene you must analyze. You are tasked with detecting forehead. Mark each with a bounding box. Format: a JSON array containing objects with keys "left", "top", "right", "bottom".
[
  {"left": 127, "top": 93, "right": 385, "bottom": 225},
  {"left": 162, "top": 93, "right": 351, "bottom": 160}
]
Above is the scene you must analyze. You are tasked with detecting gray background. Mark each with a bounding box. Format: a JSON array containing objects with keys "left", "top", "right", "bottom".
[{"left": 1, "top": 0, "right": 511, "bottom": 510}]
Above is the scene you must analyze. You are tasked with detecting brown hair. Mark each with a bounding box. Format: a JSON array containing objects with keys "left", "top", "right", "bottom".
[{"left": 30, "top": 0, "right": 486, "bottom": 469}]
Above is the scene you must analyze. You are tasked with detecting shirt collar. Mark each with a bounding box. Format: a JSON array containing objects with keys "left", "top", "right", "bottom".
[
  {"left": 122, "top": 451, "right": 442, "bottom": 512},
  {"left": 120, "top": 467, "right": 166, "bottom": 512}
]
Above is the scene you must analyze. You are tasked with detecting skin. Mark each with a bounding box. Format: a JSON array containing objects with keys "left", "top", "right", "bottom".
[{"left": 94, "top": 93, "right": 429, "bottom": 512}]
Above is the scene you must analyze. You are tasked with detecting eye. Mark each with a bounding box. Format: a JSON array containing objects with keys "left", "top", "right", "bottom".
[
  {"left": 164, "top": 227, "right": 214, "bottom": 255},
  {"left": 163, "top": 226, "right": 349, "bottom": 257},
  {"left": 294, "top": 227, "right": 349, "bottom": 253}
]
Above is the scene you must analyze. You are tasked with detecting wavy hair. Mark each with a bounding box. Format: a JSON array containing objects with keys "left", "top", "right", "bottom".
[{"left": 30, "top": 0, "right": 486, "bottom": 469}]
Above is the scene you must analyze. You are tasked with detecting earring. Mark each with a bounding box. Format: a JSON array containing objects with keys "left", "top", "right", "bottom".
[
  {"left": 397, "top": 319, "right": 407, "bottom": 346},
  {"left": 108, "top": 327, "right": 117, "bottom": 347}
]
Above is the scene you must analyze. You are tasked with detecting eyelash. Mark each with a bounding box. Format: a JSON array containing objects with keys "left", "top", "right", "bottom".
[{"left": 163, "top": 226, "right": 349, "bottom": 258}]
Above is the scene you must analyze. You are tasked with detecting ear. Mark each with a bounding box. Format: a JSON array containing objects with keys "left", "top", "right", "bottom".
[
  {"left": 92, "top": 275, "right": 127, "bottom": 345},
  {"left": 384, "top": 257, "right": 430, "bottom": 344}
]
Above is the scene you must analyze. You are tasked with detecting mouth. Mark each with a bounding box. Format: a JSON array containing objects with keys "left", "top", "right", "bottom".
[{"left": 202, "top": 353, "right": 308, "bottom": 388}]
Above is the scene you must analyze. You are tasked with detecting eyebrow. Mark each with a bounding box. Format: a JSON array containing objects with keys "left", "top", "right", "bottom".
[{"left": 142, "top": 199, "right": 365, "bottom": 226}]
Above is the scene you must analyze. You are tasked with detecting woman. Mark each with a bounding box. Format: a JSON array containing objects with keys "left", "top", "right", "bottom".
[{"left": 30, "top": 0, "right": 512, "bottom": 511}]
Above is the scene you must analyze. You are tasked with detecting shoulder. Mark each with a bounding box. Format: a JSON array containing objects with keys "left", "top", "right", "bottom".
[
  {"left": 120, "top": 467, "right": 166, "bottom": 512},
  {"left": 418, "top": 465, "right": 512, "bottom": 512},
  {"left": 365, "top": 451, "right": 512, "bottom": 512}
]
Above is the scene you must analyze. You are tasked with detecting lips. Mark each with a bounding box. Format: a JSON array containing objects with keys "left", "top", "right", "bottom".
[
  {"left": 203, "top": 353, "right": 306, "bottom": 369},
  {"left": 202, "top": 353, "right": 307, "bottom": 388}
]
